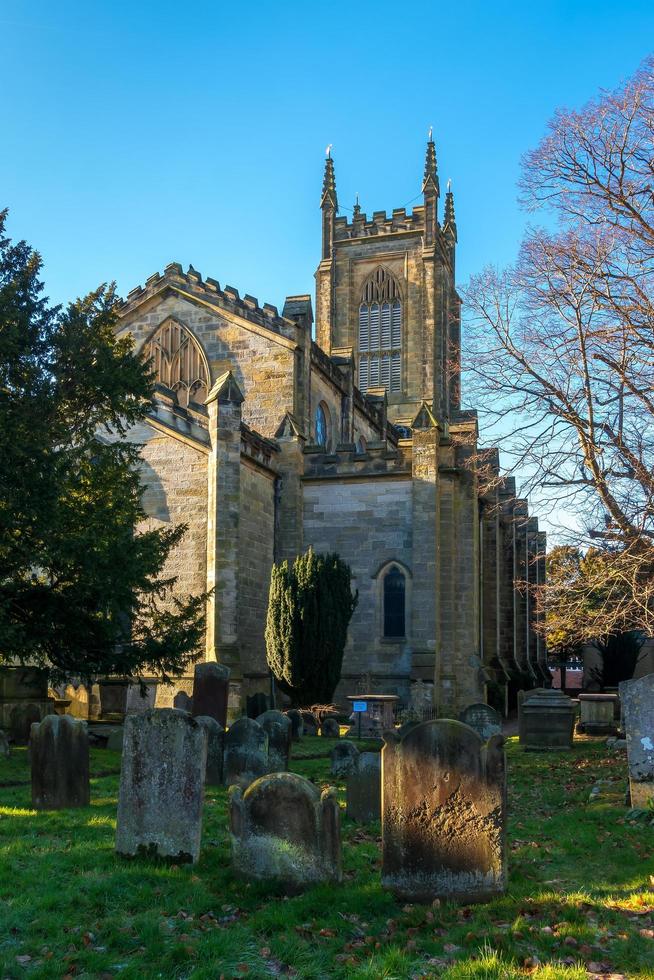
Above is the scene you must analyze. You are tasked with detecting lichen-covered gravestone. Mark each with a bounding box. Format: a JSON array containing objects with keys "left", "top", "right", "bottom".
[
  {"left": 459, "top": 703, "right": 502, "bottom": 742},
  {"left": 223, "top": 718, "right": 269, "bottom": 788},
  {"left": 192, "top": 662, "right": 230, "bottom": 728},
  {"left": 620, "top": 673, "right": 654, "bottom": 807},
  {"left": 195, "top": 716, "right": 225, "bottom": 786},
  {"left": 229, "top": 772, "right": 342, "bottom": 892},
  {"left": 320, "top": 717, "right": 340, "bottom": 738},
  {"left": 346, "top": 752, "right": 381, "bottom": 822},
  {"left": 286, "top": 709, "right": 304, "bottom": 740},
  {"left": 30, "top": 715, "right": 90, "bottom": 810},
  {"left": 382, "top": 719, "right": 506, "bottom": 903},
  {"left": 256, "top": 710, "right": 291, "bottom": 772},
  {"left": 115, "top": 709, "right": 206, "bottom": 863},
  {"left": 331, "top": 740, "right": 360, "bottom": 776}
]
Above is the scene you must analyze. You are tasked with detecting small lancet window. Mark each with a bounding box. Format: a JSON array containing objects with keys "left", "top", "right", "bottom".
[
  {"left": 383, "top": 565, "right": 406, "bottom": 638},
  {"left": 315, "top": 402, "right": 330, "bottom": 450},
  {"left": 145, "top": 319, "right": 209, "bottom": 408},
  {"left": 358, "top": 267, "right": 402, "bottom": 396}
]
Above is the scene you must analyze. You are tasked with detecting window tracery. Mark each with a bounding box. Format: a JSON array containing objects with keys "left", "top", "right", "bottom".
[
  {"left": 358, "top": 267, "right": 402, "bottom": 396},
  {"left": 145, "top": 319, "right": 209, "bottom": 408}
]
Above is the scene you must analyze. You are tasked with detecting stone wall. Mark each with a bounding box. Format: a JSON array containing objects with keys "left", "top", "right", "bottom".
[
  {"left": 239, "top": 459, "right": 276, "bottom": 691},
  {"left": 303, "top": 475, "right": 414, "bottom": 704}
]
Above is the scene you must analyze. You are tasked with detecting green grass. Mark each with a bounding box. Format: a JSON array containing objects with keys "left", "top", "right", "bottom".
[{"left": 1, "top": 736, "right": 653, "bottom": 979}]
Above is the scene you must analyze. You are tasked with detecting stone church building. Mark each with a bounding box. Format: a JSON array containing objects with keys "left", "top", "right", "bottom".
[{"left": 117, "top": 138, "right": 548, "bottom": 716}]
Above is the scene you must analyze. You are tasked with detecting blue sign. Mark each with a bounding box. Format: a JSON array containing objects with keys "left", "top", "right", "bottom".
[{"left": 352, "top": 701, "right": 367, "bottom": 712}]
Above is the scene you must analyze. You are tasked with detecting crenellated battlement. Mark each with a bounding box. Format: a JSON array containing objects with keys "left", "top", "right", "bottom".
[
  {"left": 333, "top": 205, "right": 427, "bottom": 241},
  {"left": 121, "top": 262, "right": 297, "bottom": 341}
]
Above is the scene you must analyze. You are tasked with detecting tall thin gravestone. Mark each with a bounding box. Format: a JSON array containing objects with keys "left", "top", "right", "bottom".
[
  {"left": 192, "top": 662, "right": 230, "bottom": 728},
  {"left": 620, "top": 673, "right": 654, "bottom": 807},
  {"left": 382, "top": 720, "right": 507, "bottom": 903},
  {"left": 115, "top": 709, "right": 206, "bottom": 863},
  {"left": 30, "top": 715, "right": 90, "bottom": 810},
  {"left": 195, "top": 716, "right": 225, "bottom": 786}
]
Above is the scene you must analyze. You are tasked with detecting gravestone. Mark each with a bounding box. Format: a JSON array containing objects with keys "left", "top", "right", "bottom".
[
  {"left": 192, "top": 662, "right": 230, "bottom": 728},
  {"left": 173, "top": 691, "right": 193, "bottom": 713},
  {"left": 578, "top": 694, "right": 617, "bottom": 735},
  {"left": 286, "top": 709, "right": 304, "bottom": 740},
  {"left": 223, "top": 718, "right": 269, "bottom": 789},
  {"left": 300, "top": 710, "right": 319, "bottom": 735},
  {"left": 126, "top": 681, "right": 157, "bottom": 715},
  {"left": 195, "top": 716, "right": 225, "bottom": 786},
  {"left": 229, "top": 772, "right": 342, "bottom": 892},
  {"left": 65, "top": 684, "right": 89, "bottom": 720},
  {"left": 620, "top": 673, "right": 654, "bottom": 807},
  {"left": 106, "top": 728, "right": 124, "bottom": 753},
  {"left": 521, "top": 689, "right": 575, "bottom": 751},
  {"left": 382, "top": 720, "right": 507, "bottom": 903},
  {"left": 331, "top": 740, "right": 360, "bottom": 776},
  {"left": 246, "top": 692, "right": 269, "bottom": 719},
  {"left": 98, "top": 679, "right": 130, "bottom": 718},
  {"left": 0, "top": 666, "right": 52, "bottom": 744},
  {"left": 256, "top": 710, "right": 291, "bottom": 772},
  {"left": 320, "top": 717, "right": 340, "bottom": 738},
  {"left": 459, "top": 703, "right": 502, "bottom": 741},
  {"left": 115, "top": 709, "right": 206, "bottom": 863},
  {"left": 346, "top": 752, "right": 381, "bottom": 823},
  {"left": 30, "top": 715, "right": 90, "bottom": 810},
  {"left": 0, "top": 729, "right": 10, "bottom": 758}
]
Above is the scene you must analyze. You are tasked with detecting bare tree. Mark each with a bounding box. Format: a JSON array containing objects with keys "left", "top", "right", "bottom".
[{"left": 463, "top": 56, "right": 654, "bottom": 639}]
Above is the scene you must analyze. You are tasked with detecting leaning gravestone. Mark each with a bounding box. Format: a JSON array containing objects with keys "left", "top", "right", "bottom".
[
  {"left": 459, "top": 703, "right": 502, "bottom": 742},
  {"left": 256, "top": 710, "right": 291, "bottom": 772},
  {"left": 286, "top": 709, "right": 304, "bottom": 740},
  {"left": 381, "top": 719, "right": 507, "bottom": 903},
  {"left": 229, "top": 772, "right": 342, "bottom": 892},
  {"left": 31, "top": 715, "right": 90, "bottom": 810},
  {"left": 620, "top": 673, "right": 654, "bottom": 808},
  {"left": 331, "top": 740, "right": 360, "bottom": 777},
  {"left": 192, "top": 662, "right": 230, "bottom": 728},
  {"left": 346, "top": 752, "right": 381, "bottom": 822},
  {"left": 195, "top": 716, "right": 225, "bottom": 786},
  {"left": 320, "top": 717, "right": 340, "bottom": 738},
  {"left": 223, "top": 718, "right": 269, "bottom": 789},
  {"left": 115, "top": 709, "right": 206, "bottom": 863}
]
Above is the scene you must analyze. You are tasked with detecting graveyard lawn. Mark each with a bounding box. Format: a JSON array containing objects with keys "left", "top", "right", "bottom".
[{"left": 1, "top": 737, "right": 653, "bottom": 979}]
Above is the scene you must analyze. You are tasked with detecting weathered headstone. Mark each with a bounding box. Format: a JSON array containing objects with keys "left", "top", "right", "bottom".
[
  {"left": 0, "top": 666, "right": 52, "bottom": 744},
  {"left": 300, "top": 710, "right": 319, "bottom": 735},
  {"left": 320, "top": 717, "right": 340, "bottom": 738},
  {"left": 115, "top": 709, "right": 206, "bottom": 863},
  {"left": 0, "top": 729, "right": 11, "bottom": 758},
  {"left": 30, "top": 715, "right": 90, "bottom": 810},
  {"left": 126, "top": 681, "right": 157, "bottom": 715},
  {"left": 192, "top": 662, "right": 230, "bottom": 728},
  {"left": 286, "top": 709, "right": 304, "bottom": 740},
  {"left": 346, "top": 752, "right": 381, "bottom": 823},
  {"left": 98, "top": 679, "right": 130, "bottom": 718},
  {"left": 578, "top": 693, "right": 618, "bottom": 735},
  {"left": 246, "top": 692, "right": 269, "bottom": 719},
  {"left": 173, "top": 690, "right": 193, "bottom": 713},
  {"left": 521, "top": 689, "right": 575, "bottom": 751},
  {"left": 459, "top": 703, "right": 502, "bottom": 741},
  {"left": 195, "top": 716, "right": 225, "bottom": 786},
  {"left": 381, "top": 720, "right": 507, "bottom": 903},
  {"left": 223, "top": 718, "right": 269, "bottom": 789},
  {"left": 106, "top": 728, "right": 124, "bottom": 752},
  {"left": 256, "top": 710, "right": 291, "bottom": 772},
  {"left": 620, "top": 673, "right": 654, "bottom": 807},
  {"left": 331, "top": 740, "right": 360, "bottom": 777},
  {"left": 65, "top": 684, "right": 89, "bottom": 720},
  {"left": 229, "top": 772, "right": 342, "bottom": 892}
]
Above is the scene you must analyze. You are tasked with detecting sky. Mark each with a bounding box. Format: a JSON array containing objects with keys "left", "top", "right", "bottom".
[{"left": 1, "top": 0, "right": 653, "bottom": 540}]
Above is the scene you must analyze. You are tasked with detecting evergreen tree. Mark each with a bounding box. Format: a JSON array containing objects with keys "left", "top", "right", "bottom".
[
  {"left": 265, "top": 548, "right": 357, "bottom": 706},
  {"left": 0, "top": 210, "right": 207, "bottom": 682}
]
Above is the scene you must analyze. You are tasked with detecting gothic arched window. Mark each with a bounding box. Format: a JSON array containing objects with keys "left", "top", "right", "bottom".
[
  {"left": 358, "top": 267, "right": 402, "bottom": 396},
  {"left": 383, "top": 565, "right": 406, "bottom": 638},
  {"left": 315, "top": 402, "right": 330, "bottom": 450},
  {"left": 145, "top": 319, "right": 209, "bottom": 408}
]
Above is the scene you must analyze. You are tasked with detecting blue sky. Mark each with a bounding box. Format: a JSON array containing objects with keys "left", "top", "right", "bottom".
[{"left": 2, "top": 0, "right": 653, "bottom": 317}]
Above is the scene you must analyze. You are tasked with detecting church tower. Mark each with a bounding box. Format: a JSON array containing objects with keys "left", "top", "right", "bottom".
[{"left": 315, "top": 135, "right": 461, "bottom": 427}]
